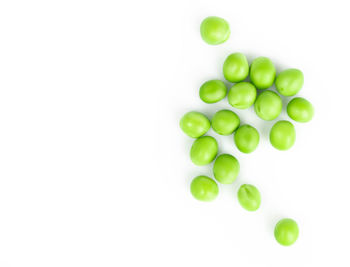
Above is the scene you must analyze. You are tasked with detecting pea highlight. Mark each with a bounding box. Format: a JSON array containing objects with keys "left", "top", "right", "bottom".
[
  {"left": 190, "top": 175, "right": 219, "bottom": 202},
  {"left": 254, "top": 90, "right": 282, "bottom": 121},
  {"left": 275, "top": 69, "right": 304, "bottom": 96},
  {"left": 213, "top": 154, "right": 240, "bottom": 184},
  {"left": 228, "top": 82, "right": 257, "bottom": 109},
  {"left": 199, "top": 80, "right": 227, "bottom": 104},
  {"left": 211, "top": 109, "right": 240, "bottom": 135},
  {"left": 270, "top": 120, "right": 296, "bottom": 151},
  {"left": 180, "top": 111, "right": 210, "bottom": 138},
  {"left": 250, "top": 57, "right": 276, "bottom": 89},
  {"left": 200, "top": 16, "right": 230, "bottom": 45},
  {"left": 274, "top": 218, "right": 299, "bottom": 246},
  {"left": 237, "top": 184, "right": 261, "bottom": 211},
  {"left": 287, "top": 97, "right": 314, "bottom": 123},
  {"left": 190, "top": 136, "right": 218, "bottom": 165},
  {"left": 234, "top": 125, "right": 260, "bottom": 153},
  {"left": 223, "top": 53, "right": 249, "bottom": 83}
]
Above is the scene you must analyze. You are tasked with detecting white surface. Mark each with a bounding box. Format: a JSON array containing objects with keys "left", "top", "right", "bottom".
[{"left": 0, "top": 0, "right": 349, "bottom": 266}]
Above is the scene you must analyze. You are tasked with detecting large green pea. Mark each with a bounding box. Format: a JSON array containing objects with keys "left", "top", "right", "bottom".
[
  {"left": 199, "top": 80, "right": 227, "bottom": 103},
  {"left": 287, "top": 97, "right": 314, "bottom": 123},
  {"left": 211, "top": 109, "right": 240, "bottom": 135},
  {"left": 275, "top": 69, "right": 304, "bottom": 96},
  {"left": 270, "top": 120, "right": 296, "bottom": 150},
  {"left": 250, "top": 57, "right": 276, "bottom": 89},
  {"left": 254, "top": 90, "right": 282, "bottom": 121},
  {"left": 190, "top": 136, "right": 218, "bottom": 165},
  {"left": 274, "top": 218, "right": 299, "bottom": 246},
  {"left": 180, "top": 111, "right": 210, "bottom": 138},
  {"left": 213, "top": 154, "right": 240, "bottom": 184},
  {"left": 200, "top": 16, "right": 230, "bottom": 45},
  {"left": 234, "top": 125, "right": 260, "bottom": 153},
  {"left": 190, "top": 175, "right": 219, "bottom": 202},
  {"left": 237, "top": 184, "right": 261, "bottom": 211},
  {"left": 228, "top": 82, "right": 257, "bottom": 109},
  {"left": 223, "top": 53, "right": 249, "bottom": 83}
]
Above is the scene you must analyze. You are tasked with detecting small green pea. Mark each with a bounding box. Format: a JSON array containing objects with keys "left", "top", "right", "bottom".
[
  {"left": 234, "top": 125, "right": 260, "bottom": 153},
  {"left": 211, "top": 109, "right": 240, "bottom": 135},
  {"left": 200, "top": 16, "right": 230, "bottom": 45},
  {"left": 287, "top": 97, "right": 314, "bottom": 123},
  {"left": 228, "top": 82, "right": 257, "bottom": 109},
  {"left": 190, "top": 136, "right": 218, "bottom": 165},
  {"left": 275, "top": 69, "right": 304, "bottom": 96},
  {"left": 254, "top": 90, "right": 282, "bottom": 121},
  {"left": 237, "top": 184, "right": 261, "bottom": 211},
  {"left": 223, "top": 53, "right": 249, "bottom": 83},
  {"left": 190, "top": 175, "right": 219, "bottom": 201},
  {"left": 250, "top": 57, "right": 276, "bottom": 89},
  {"left": 199, "top": 80, "right": 227, "bottom": 103},
  {"left": 213, "top": 154, "right": 240, "bottom": 184},
  {"left": 274, "top": 218, "right": 299, "bottom": 246},
  {"left": 180, "top": 111, "right": 210, "bottom": 138},
  {"left": 270, "top": 120, "right": 296, "bottom": 151}
]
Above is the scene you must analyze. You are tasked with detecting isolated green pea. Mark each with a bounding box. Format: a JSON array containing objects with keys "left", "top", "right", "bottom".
[
  {"left": 199, "top": 80, "right": 227, "bottom": 103},
  {"left": 287, "top": 97, "right": 314, "bottom": 123},
  {"left": 250, "top": 57, "right": 276, "bottom": 89},
  {"left": 228, "top": 82, "right": 257, "bottom": 109},
  {"left": 213, "top": 154, "right": 240, "bottom": 184},
  {"left": 190, "top": 136, "right": 218, "bottom": 165},
  {"left": 254, "top": 90, "right": 282, "bottom": 121},
  {"left": 180, "top": 111, "right": 210, "bottom": 138},
  {"left": 274, "top": 218, "right": 299, "bottom": 246},
  {"left": 200, "top": 16, "right": 230, "bottom": 45},
  {"left": 270, "top": 120, "right": 296, "bottom": 150},
  {"left": 234, "top": 125, "right": 260, "bottom": 153},
  {"left": 190, "top": 175, "right": 219, "bottom": 202},
  {"left": 211, "top": 110, "right": 240, "bottom": 135},
  {"left": 237, "top": 184, "right": 261, "bottom": 211},
  {"left": 275, "top": 69, "right": 304, "bottom": 96},
  {"left": 223, "top": 53, "right": 249, "bottom": 83}
]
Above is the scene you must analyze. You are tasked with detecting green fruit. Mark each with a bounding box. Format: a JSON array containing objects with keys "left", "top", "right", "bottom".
[
  {"left": 200, "top": 16, "right": 230, "bottom": 45},
  {"left": 223, "top": 53, "right": 249, "bottom": 82},
  {"left": 275, "top": 69, "right": 304, "bottom": 96},
  {"left": 254, "top": 90, "right": 282, "bottom": 121},
  {"left": 228, "top": 82, "right": 257, "bottom": 109},
  {"left": 250, "top": 57, "right": 276, "bottom": 89},
  {"left": 190, "top": 176, "right": 219, "bottom": 201},
  {"left": 199, "top": 80, "right": 227, "bottom": 103},
  {"left": 274, "top": 218, "right": 299, "bottom": 246},
  {"left": 213, "top": 154, "right": 240, "bottom": 184},
  {"left": 190, "top": 136, "right": 218, "bottom": 165},
  {"left": 237, "top": 184, "right": 261, "bottom": 211},
  {"left": 287, "top": 97, "right": 314, "bottom": 122},
  {"left": 211, "top": 109, "right": 240, "bottom": 135},
  {"left": 270, "top": 120, "right": 296, "bottom": 150},
  {"left": 180, "top": 111, "right": 210, "bottom": 138},
  {"left": 234, "top": 125, "right": 260, "bottom": 153}
]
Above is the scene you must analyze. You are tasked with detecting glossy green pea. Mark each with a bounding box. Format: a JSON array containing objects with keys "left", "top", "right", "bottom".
[
  {"left": 250, "top": 57, "right": 276, "bottom": 89},
  {"left": 254, "top": 90, "right": 282, "bottom": 121},
  {"left": 199, "top": 80, "right": 227, "bottom": 103},
  {"left": 237, "top": 184, "right": 261, "bottom": 211},
  {"left": 180, "top": 111, "right": 210, "bottom": 138},
  {"left": 234, "top": 125, "right": 260, "bottom": 153},
  {"left": 190, "top": 175, "right": 219, "bottom": 201},
  {"left": 275, "top": 69, "right": 304, "bottom": 96},
  {"left": 213, "top": 154, "right": 240, "bottom": 184},
  {"left": 211, "top": 110, "right": 240, "bottom": 135},
  {"left": 270, "top": 120, "right": 296, "bottom": 150},
  {"left": 274, "top": 218, "right": 299, "bottom": 246},
  {"left": 200, "top": 16, "right": 230, "bottom": 45},
  {"left": 190, "top": 136, "right": 218, "bottom": 165},
  {"left": 287, "top": 97, "right": 314, "bottom": 123},
  {"left": 223, "top": 53, "right": 249, "bottom": 83},
  {"left": 228, "top": 82, "right": 257, "bottom": 109}
]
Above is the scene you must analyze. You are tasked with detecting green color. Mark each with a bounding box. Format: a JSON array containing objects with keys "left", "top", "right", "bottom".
[
  {"left": 223, "top": 53, "right": 249, "bottom": 83},
  {"left": 250, "top": 57, "right": 276, "bottom": 89},
  {"left": 199, "top": 80, "right": 227, "bottom": 103},
  {"left": 211, "top": 109, "right": 240, "bottom": 135},
  {"left": 190, "top": 176, "right": 219, "bottom": 202},
  {"left": 180, "top": 111, "right": 210, "bottom": 138},
  {"left": 287, "top": 97, "right": 314, "bottom": 123},
  {"left": 275, "top": 69, "right": 304, "bottom": 96},
  {"left": 270, "top": 120, "right": 296, "bottom": 151},
  {"left": 237, "top": 184, "right": 261, "bottom": 211},
  {"left": 274, "top": 218, "right": 299, "bottom": 246},
  {"left": 200, "top": 16, "right": 230, "bottom": 45},
  {"left": 234, "top": 125, "right": 260, "bottom": 153},
  {"left": 228, "top": 82, "right": 257, "bottom": 109},
  {"left": 213, "top": 154, "right": 240, "bottom": 184},
  {"left": 190, "top": 136, "right": 218, "bottom": 165},
  {"left": 254, "top": 90, "right": 282, "bottom": 121}
]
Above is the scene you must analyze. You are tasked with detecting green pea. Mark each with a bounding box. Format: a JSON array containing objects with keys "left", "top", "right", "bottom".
[
  {"left": 223, "top": 53, "right": 249, "bottom": 83},
  {"left": 234, "top": 125, "right": 260, "bottom": 153},
  {"left": 211, "top": 109, "right": 240, "bottom": 135},
  {"left": 274, "top": 218, "right": 299, "bottom": 246},
  {"left": 199, "top": 80, "right": 227, "bottom": 103},
  {"left": 254, "top": 90, "right": 282, "bottom": 121},
  {"left": 213, "top": 154, "right": 240, "bottom": 184},
  {"left": 287, "top": 97, "right": 314, "bottom": 123},
  {"left": 237, "top": 184, "right": 261, "bottom": 211},
  {"left": 200, "top": 16, "right": 230, "bottom": 45},
  {"left": 228, "top": 82, "right": 257, "bottom": 109},
  {"left": 250, "top": 57, "right": 276, "bottom": 89},
  {"left": 270, "top": 120, "right": 296, "bottom": 151},
  {"left": 275, "top": 69, "right": 304, "bottom": 96},
  {"left": 180, "top": 111, "right": 210, "bottom": 138},
  {"left": 190, "top": 175, "right": 219, "bottom": 201},
  {"left": 190, "top": 136, "right": 218, "bottom": 165}
]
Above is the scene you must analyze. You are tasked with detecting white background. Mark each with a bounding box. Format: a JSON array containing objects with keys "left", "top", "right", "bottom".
[{"left": 0, "top": 0, "right": 349, "bottom": 266}]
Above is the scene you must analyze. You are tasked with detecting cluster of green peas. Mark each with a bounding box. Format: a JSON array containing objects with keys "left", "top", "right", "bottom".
[{"left": 180, "top": 16, "right": 315, "bottom": 246}]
